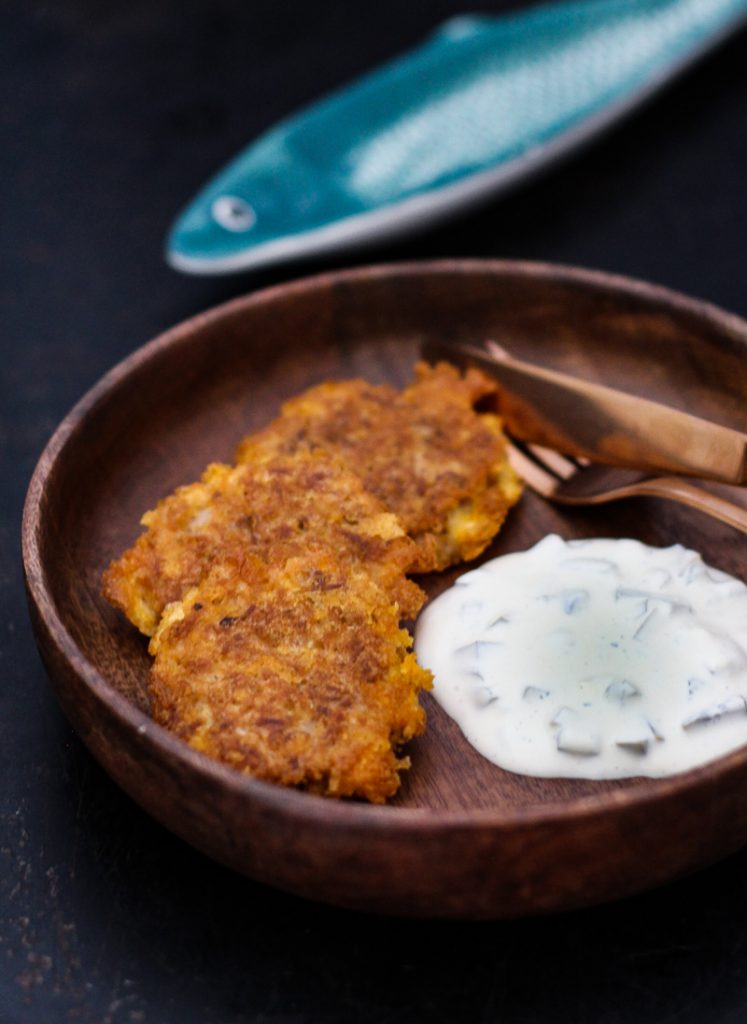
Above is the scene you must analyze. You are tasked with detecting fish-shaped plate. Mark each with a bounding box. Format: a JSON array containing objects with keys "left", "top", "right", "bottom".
[{"left": 167, "top": 0, "right": 747, "bottom": 275}]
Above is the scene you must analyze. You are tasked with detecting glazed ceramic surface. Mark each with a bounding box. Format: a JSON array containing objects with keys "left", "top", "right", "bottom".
[{"left": 168, "top": 0, "right": 747, "bottom": 274}]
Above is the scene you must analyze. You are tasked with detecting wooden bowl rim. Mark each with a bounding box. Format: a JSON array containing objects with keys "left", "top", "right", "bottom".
[{"left": 22, "top": 257, "right": 747, "bottom": 834}]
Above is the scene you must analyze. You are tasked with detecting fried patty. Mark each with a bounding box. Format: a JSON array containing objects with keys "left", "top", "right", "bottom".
[
  {"left": 149, "top": 550, "right": 431, "bottom": 802},
  {"left": 236, "top": 361, "right": 522, "bottom": 571},
  {"left": 102, "top": 361, "right": 522, "bottom": 803},
  {"left": 103, "top": 449, "right": 425, "bottom": 636}
]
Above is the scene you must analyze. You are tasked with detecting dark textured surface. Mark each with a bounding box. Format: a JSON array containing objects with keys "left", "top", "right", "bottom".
[{"left": 4, "top": 0, "right": 747, "bottom": 1020}]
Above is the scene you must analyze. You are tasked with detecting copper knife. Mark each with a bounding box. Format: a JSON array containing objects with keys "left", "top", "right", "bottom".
[{"left": 423, "top": 340, "right": 747, "bottom": 485}]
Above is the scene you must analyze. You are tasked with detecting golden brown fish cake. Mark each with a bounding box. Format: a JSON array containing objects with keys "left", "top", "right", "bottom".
[
  {"left": 149, "top": 551, "right": 432, "bottom": 803},
  {"left": 103, "top": 449, "right": 424, "bottom": 636},
  {"left": 236, "top": 362, "right": 522, "bottom": 572}
]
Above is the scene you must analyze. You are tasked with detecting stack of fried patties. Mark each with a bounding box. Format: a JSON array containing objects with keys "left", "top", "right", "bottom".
[{"left": 103, "top": 362, "right": 522, "bottom": 802}]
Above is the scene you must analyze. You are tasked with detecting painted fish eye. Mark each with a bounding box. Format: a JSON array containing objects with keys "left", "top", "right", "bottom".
[{"left": 211, "top": 195, "right": 257, "bottom": 232}]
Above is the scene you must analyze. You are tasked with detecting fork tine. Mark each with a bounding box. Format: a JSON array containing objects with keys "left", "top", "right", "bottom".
[
  {"left": 506, "top": 441, "right": 559, "bottom": 498},
  {"left": 524, "top": 443, "right": 579, "bottom": 480}
]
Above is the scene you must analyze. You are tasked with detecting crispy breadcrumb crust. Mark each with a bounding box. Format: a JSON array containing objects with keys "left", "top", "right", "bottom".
[
  {"left": 101, "top": 361, "right": 523, "bottom": 803},
  {"left": 149, "top": 552, "right": 431, "bottom": 803},
  {"left": 236, "top": 362, "right": 522, "bottom": 571},
  {"left": 103, "top": 449, "right": 424, "bottom": 636}
]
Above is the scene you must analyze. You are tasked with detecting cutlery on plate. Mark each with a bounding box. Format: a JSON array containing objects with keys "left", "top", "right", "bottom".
[
  {"left": 422, "top": 338, "right": 747, "bottom": 485},
  {"left": 508, "top": 439, "right": 747, "bottom": 534}
]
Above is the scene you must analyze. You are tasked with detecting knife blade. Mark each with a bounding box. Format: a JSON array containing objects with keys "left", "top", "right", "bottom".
[{"left": 423, "top": 340, "right": 747, "bottom": 485}]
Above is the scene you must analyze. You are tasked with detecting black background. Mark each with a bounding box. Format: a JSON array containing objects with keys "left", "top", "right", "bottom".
[{"left": 3, "top": 2, "right": 747, "bottom": 1021}]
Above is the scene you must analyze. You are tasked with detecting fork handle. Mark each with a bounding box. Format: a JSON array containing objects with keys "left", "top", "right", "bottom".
[{"left": 635, "top": 477, "right": 747, "bottom": 534}]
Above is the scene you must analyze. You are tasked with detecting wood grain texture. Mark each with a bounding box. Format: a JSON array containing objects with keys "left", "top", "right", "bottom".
[{"left": 21, "top": 260, "right": 747, "bottom": 918}]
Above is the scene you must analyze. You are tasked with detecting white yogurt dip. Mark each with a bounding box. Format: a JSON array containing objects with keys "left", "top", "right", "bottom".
[{"left": 415, "top": 535, "right": 747, "bottom": 779}]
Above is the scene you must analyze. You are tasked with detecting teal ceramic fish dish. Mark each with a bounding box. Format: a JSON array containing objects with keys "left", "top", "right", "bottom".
[{"left": 167, "top": 0, "right": 747, "bottom": 274}]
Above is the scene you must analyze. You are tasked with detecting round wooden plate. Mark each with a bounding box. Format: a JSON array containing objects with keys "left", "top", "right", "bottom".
[{"left": 22, "top": 260, "right": 747, "bottom": 919}]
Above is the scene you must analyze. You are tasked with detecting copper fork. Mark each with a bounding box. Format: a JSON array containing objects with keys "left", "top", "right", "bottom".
[{"left": 508, "top": 439, "right": 747, "bottom": 534}]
